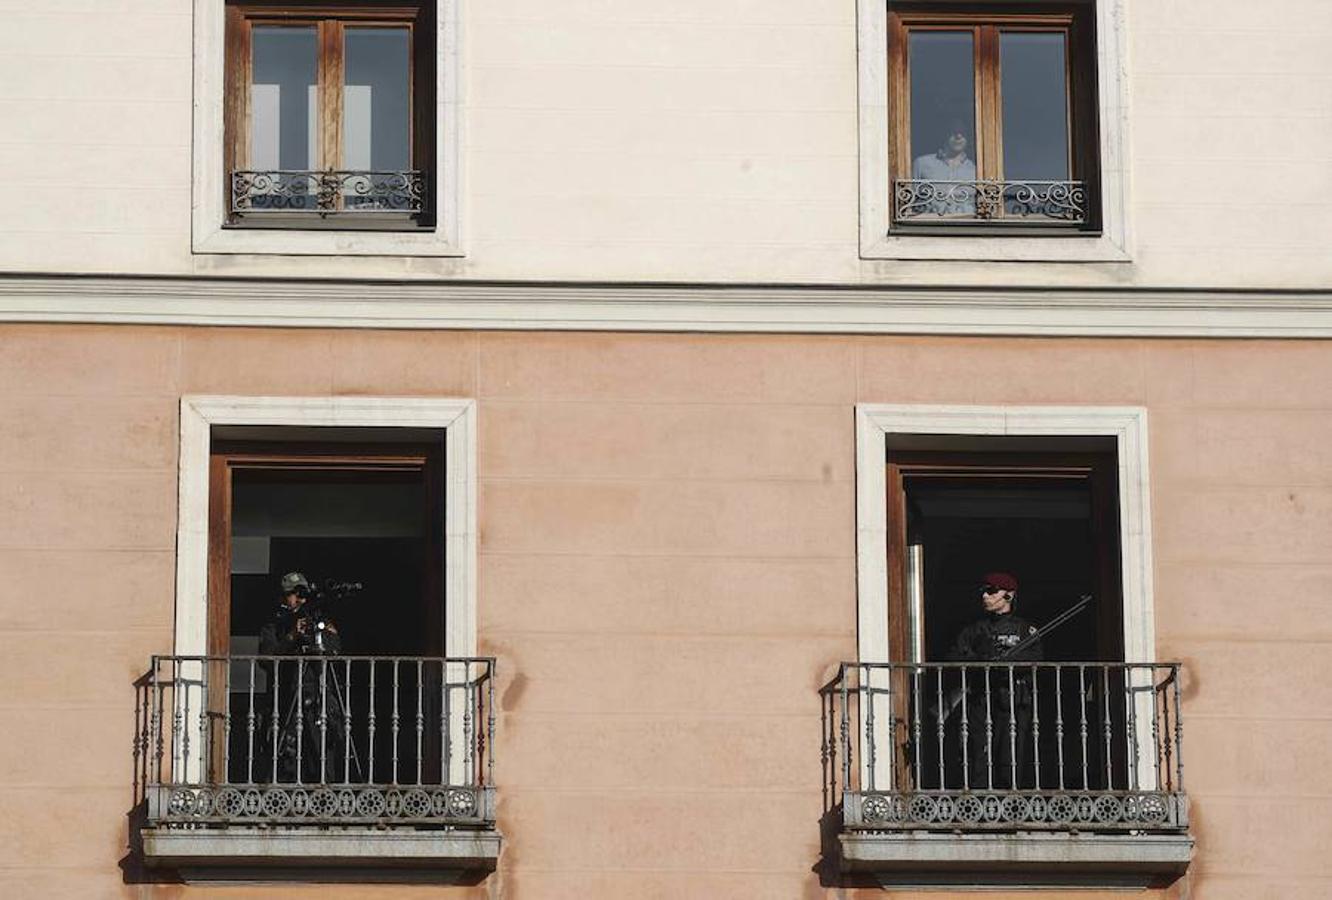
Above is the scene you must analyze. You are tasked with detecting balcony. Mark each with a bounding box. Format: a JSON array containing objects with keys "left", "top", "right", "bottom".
[
  {"left": 229, "top": 170, "right": 427, "bottom": 229},
  {"left": 893, "top": 179, "right": 1088, "bottom": 227},
  {"left": 821, "top": 661, "right": 1192, "bottom": 889},
  {"left": 133, "top": 654, "right": 499, "bottom": 882}
]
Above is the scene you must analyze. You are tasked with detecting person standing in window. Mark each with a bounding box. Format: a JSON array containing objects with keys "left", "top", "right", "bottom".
[
  {"left": 260, "top": 572, "right": 347, "bottom": 783},
  {"left": 911, "top": 120, "right": 977, "bottom": 215},
  {"left": 948, "top": 572, "right": 1042, "bottom": 789}
]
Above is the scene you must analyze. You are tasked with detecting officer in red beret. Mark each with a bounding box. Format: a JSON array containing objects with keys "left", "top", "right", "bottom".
[{"left": 948, "top": 571, "right": 1042, "bottom": 789}]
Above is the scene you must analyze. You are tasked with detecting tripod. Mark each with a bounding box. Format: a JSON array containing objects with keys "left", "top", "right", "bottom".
[{"left": 274, "top": 654, "right": 364, "bottom": 784}]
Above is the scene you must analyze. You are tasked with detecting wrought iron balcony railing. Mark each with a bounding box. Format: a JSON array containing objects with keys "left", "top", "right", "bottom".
[
  {"left": 134, "top": 654, "right": 495, "bottom": 830},
  {"left": 894, "top": 179, "right": 1087, "bottom": 225},
  {"left": 230, "top": 170, "right": 426, "bottom": 217},
  {"left": 822, "top": 661, "right": 1186, "bottom": 833}
]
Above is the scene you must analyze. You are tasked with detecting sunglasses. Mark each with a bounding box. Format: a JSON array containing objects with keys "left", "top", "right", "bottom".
[{"left": 981, "top": 585, "right": 1011, "bottom": 595}]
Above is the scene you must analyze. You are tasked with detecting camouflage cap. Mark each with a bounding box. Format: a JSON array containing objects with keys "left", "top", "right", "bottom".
[{"left": 280, "top": 571, "right": 310, "bottom": 594}]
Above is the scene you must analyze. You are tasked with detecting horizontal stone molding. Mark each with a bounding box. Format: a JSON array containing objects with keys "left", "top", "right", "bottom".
[
  {"left": 839, "top": 831, "right": 1194, "bottom": 889},
  {"left": 141, "top": 826, "right": 501, "bottom": 875},
  {"left": 3, "top": 275, "right": 1332, "bottom": 337}
]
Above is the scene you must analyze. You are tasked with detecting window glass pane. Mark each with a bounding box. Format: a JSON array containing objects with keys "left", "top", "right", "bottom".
[
  {"left": 250, "top": 26, "right": 319, "bottom": 172},
  {"left": 344, "top": 27, "right": 411, "bottom": 172},
  {"left": 908, "top": 31, "right": 977, "bottom": 183},
  {"left": 1000, "top": 32, "right": 1070, "bottom": 181}
]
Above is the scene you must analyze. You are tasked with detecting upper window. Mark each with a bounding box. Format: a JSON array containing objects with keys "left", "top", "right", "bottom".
[
  {"left": 887, "top": 3, "right": 1099, "bottom": 231},
  {"left": 224, "top": 2, "right": 433, "bottom": 229}
]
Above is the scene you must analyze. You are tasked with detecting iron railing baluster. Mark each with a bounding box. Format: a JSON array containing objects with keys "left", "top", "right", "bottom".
[
  {"left": 1152, "top": 666, "right": 1163, "bottom": 791},
  {"left": 1031, "top": 663, "right": 1041, "bottom": 791},
  {"left": 464, "top": 663, "right": 474, "bottom": 785},
  {"left": 1173, "top": 666, "right": 1185, "bottom": 790},
  {"left": 152, "top": 659, "right": 165, "bottom": 786},
  {"left": 1055, "top": 665, "right": 1065, "bottom": 790},
  {"left": 1079, "top": 665, "right": 1089, "bottom": 790},
  {"left": 487, "top": 663, "right": 496, "bottom": 788},
  {"left": 270, "top": 658, "right": 281, "bottom": 782},
  {"left": 1102, "top": 665, "right": 1113, "bottom": 789},
  {"left": 935, "top": 666, "right": 946, "bottom": 790},
  {"left": 443, "top": 662, "right": 452, "bottom": 784},
  {"left": 392, "top": 660, "right": 400, "bottom": 784},
  {"left": 222, "top": 659, "right": 231, "bottom": 785},
  {"left": 343, "top": 659, "right": 352, "bottom": 784},
  {"left": 368, "top": 661, "right": 377, "bottom": 784},
  {"left": 174, "top": 663, "right": 185, "bottom": 783},
  {"left": 295, "top": 660, "right": 304, "bottom": 785},
  {"left": 319, "top": 658, "right": 328, "bottom": 784},
  {"left": 246, "top": 658, "right": 256, "bottom": 784},
  {"left": 960, "top": 667, "right": 970, "bottom": 791},
  {"left": 1126, "top": 665, "right": 1139, "bottom": 791},
  {"left": 416, "top": 659, "right": 425, "bottom": 784},
  {"left": 984, "top": 665, "right": 994, "bottom": 790},
  {"left": 840, "top": 664, "right": 851, "bottom": 790},
  {"left": 911, "top": 666, "right": 923, "bottom": 790},
  {"left": 864, "top": 665, "right": 877, "bottom": 792},
  {"left": 1007, "top": 664, "right": 1017, "bottom": 790}
]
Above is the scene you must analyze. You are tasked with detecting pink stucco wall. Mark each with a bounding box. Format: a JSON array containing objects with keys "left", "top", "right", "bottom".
[{"left": 1, "top": 324, "right": 1328, "bottom": 899}]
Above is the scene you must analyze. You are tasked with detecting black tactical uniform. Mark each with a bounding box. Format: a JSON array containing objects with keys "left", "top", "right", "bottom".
[
  {"left": 949, "top": 611, "right": 1043, "bottom": 789},
  {"left": 259, "top": 597, "right": 346, "bottom": 784}
]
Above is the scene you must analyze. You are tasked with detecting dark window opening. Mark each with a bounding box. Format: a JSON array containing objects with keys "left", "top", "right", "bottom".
[
  {"left": 208, "top": 432, "right": 448, "bottom": 787},
  {"left": 886, "top": 442, "right": 1129, "bottom": 792}
]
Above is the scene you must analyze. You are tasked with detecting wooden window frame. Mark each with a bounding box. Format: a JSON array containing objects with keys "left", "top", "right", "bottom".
[
  {"left": 887, "top": 2, "right": 1100, "bottom": 232},
  {"left": 223, "top": 1, "right": 434, "bottom": 228}
]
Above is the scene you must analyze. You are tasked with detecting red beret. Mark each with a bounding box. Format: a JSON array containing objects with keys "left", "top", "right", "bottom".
[{"left": 983, "top": 571, "right": 1019, "bottom": 592}]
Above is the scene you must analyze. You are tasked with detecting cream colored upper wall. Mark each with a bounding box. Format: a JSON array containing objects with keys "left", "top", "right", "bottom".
[{"left": 0, "top": 0, "right": 1329, "bottom": 288}]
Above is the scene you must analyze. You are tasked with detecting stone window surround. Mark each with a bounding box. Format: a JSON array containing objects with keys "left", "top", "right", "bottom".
[
  {"left": 857, "top": 0, "right": 1131, "bottom": 262},
  {"left": 173, "top": 395, "right": 478, "bottom": 657},
  {"left": 191, "top": 0, "right": 463, "bottom": 257},
  {"left": 854, "top": 404, "right": 1158, "bottom": 783}
]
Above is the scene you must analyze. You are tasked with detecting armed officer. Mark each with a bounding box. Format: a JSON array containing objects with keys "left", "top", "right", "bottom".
[
  {"left": 948, "top": 571, "right": 1042, "bottom": 789},
  {"left": 259, "top": 571, "right": 346, "bottom": 783}
]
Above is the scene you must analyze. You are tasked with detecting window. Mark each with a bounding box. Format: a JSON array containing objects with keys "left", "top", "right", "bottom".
[
  {"left": 832, "top": 406, "right": 1193, "bottom": 888},
  {"left": 136, "top": 397, "right": 497, "bottom": 877},
  {"left": 888, "top": 4, "right": 1098, "bottom": 230},
  {"left": 857, "top": 0, "right": 1129, "bottom": 260},
  {"left": 224, "top": 3, "right": 432, "bottom": 229}
]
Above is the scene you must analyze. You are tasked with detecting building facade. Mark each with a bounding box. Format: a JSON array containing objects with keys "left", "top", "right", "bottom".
[{"left": 1, "top": 0, "right": 1330, "bottom": 897}]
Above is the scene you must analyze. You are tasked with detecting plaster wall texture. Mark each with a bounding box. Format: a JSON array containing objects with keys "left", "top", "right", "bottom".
[
  {"left": 0, "top": 323, "right": 1330, "bottom": 898},
  {"left": 0, "top": 0, "right": 1330, "bottom": 287}
]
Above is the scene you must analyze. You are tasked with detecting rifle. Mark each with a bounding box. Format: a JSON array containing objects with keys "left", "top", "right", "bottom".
[
  {"left": 1001, "top": 594, "right": 1093, "bottom": 661},
  {"left": 928, "top": 594, "right": 1094, "bottom": 721}
]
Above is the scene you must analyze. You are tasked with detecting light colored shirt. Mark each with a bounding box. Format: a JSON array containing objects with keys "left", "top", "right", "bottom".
[
  {"left": 911, "top": 152, "right": 977, "bottom": 182},
  {"left": 909, "top": 152, "right": 977, "bottom": 216}
]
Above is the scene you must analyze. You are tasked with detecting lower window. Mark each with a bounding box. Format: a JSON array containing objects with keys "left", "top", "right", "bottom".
[{"left": 834, "top": 409, "right": 1192, "bottom": 889}]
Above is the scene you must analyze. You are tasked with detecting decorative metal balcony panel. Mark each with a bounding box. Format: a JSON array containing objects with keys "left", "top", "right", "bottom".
[
  {"left": 822, "top": 661, "right": 1188, "bottom": 833},
  {"left": 135, "top": 655, "right": 495, "bottom": 829},
  {"left": 894, "top": 179, "right": 1087, "bottom": 224},
  {"left": 230, "top": 170, "right": 425, "bottom": 216}
]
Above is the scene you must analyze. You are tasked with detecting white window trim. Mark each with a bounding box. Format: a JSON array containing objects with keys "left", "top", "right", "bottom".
[
  {"left": 854, "top": 404, "right": 1158, "bottom": 787},
  {"left": 191, "top": 0, "right": 463, "bottom": 257},
  {"left": 174, "top": 395, "right": 478, "bottom": 658},
  {"left": 857, "top": 0, "right": 1131, "bottom": 262}
]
